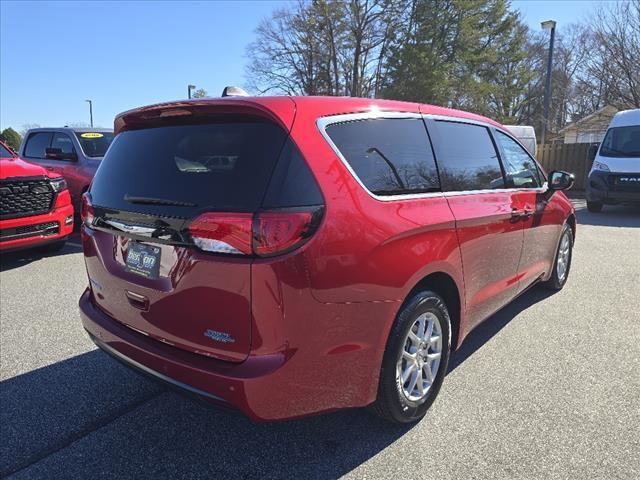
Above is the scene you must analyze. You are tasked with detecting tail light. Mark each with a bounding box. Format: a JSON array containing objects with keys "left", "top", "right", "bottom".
[
  {"left": 81, "top": 192, "right": 94, "bottom": 226},
  {"left": 188, "top": 213, "right": 253, "bottom": 255},
  {"left": 188, "top": 207, "right": 323, "bottom": 257}
]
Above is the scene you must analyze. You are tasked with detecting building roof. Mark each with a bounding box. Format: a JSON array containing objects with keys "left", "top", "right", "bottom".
[{"left": 559, "top": 105, "right": 618, "bottom": 134}]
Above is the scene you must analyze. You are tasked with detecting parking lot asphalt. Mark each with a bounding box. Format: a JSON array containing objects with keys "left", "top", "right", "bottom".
[{"left": 1, "top": 200, "right": 639, "bottom": 479}]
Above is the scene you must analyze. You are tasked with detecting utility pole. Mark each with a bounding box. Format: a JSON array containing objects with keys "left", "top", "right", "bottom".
[
  {"left": 85, "top": 99, "right": 93, "bottom": 128},
  {"left": 541, "top": 20, "right": 556, "bottom": 145}
]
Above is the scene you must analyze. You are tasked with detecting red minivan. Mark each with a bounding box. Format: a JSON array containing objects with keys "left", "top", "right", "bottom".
[{"left": 79, "top": 95, "right": 575, "bottom": 423}]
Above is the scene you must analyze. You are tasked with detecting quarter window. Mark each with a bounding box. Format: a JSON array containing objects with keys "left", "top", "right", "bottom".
[
  {"left": 24, "top": 132, "right": 53, "bottom": 159},
  {"left": 325, "top": 118, "right": 440, "bottom": 195},
  {"left": 433, "top": 121, "right": 504, "bottom": 191},
  {"left": 495, "top": 131, "right": 541, "bottom": 188}
]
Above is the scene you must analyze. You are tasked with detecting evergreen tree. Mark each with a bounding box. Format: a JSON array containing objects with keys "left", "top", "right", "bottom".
[{"left": 0, "top": 128, "right": 22, "bottom": 152}]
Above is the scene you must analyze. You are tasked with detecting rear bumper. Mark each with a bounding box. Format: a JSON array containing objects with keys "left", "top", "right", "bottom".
[
  {"left": 586, "top": 171, "right": 640, "bottom": 204},
  {"left": 79, "top": 289, "right": 294, "bottom": 421},
  {"left": 0, "top": 203, "right": 74, "bottom": 251}
]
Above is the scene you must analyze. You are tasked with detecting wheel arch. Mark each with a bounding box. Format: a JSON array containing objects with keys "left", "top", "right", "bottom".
[
  {"left": 405, "top": 272, "right": 462, "bottom": 350},
  {"left": 566, "top": 213, "right": 576, "bottom": 240}
]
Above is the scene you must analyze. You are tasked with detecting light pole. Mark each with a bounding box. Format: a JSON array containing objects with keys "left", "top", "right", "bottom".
[
  {"left": 188, "top": 84, "right": 196, "bottom": 99},
  {"left": 541, "top": 20, "right": 556, "bottom": 145},
  {"left": 85, "top": 99, "right": 93, "bottom": 128}
]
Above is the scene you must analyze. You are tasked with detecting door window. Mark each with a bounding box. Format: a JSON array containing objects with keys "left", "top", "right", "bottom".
[
  {"left": 433, "top": 121, "right": 504, "bottom": 191},
  {"left": 23, "top": 132, "right": 53, "bottom": 159},
  {"left": 325, "top": 118, "right": 440, "bottom": 195},
  {"left": 495, "top": 130, "right": 541, "bottom": 188},
  {"left": 51, "top": 133, "right": 76, "bottom": 157}
]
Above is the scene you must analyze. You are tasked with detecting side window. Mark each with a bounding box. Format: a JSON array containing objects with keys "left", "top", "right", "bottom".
[
  {"left": 51, "top": 133, "right": 76, "bottom": 157},
  {"left": 495, "top": 131, "right": 541, "bottom": 188},
  {"left": 23, "top": 132, "right": 53, "bottom": 159},
  {"left": 325, "top": 118, "right": 440, "bottom": 195},
  {"left": 433, "top": 121, "right": 504, "bottom": 191}
]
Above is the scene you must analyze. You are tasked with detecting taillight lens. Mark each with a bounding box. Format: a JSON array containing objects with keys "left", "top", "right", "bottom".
[
  {"left": 188, "top": 213, "right": 253, "bottom": 255},
  {"left": 188, "top": 208, "right": 322, "bottom": 257},
  {"left": 81, "top": 192, "right": 94, "bottom": 226},
  {"left": 254, "top": 211, "right": 314, "bottom": 256}
]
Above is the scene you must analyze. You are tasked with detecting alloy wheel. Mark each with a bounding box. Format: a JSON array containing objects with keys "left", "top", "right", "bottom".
[{"left": 396, "top": 312, "right": 443, "bottom": 402}]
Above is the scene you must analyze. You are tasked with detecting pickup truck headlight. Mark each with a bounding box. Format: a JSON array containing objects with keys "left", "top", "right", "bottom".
[
  {"left": 592, "top": 161, "right": 610, "bottom": 172},
  {"left": 50, "top": 177, "right": 68, "bottom": 192}
]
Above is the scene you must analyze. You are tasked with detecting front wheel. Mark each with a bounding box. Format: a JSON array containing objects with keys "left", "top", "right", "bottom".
[
  {"left": 370, "top": 291, "right": 451, "bottom": 424},
  {"left": 543, "top": 224, "right": 573, "bottom": 291},
  {"left": 587, "top": 201, "right": 603, "bottom": 213}
]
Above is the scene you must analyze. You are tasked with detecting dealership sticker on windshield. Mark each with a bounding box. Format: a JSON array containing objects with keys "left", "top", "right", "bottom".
[{"left": 80, "top": 132, "right": 104, "bottom": 139}]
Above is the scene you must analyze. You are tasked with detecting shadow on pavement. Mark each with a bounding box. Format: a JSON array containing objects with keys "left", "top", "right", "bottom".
[
  {"left": 448, "top": 286, "right": 555, "bottom": 374},
  {"left": 1, "top": 348, "right": 412, "bottom": 479},
  {"left": 572, "top": 200, "right": 640, "bottom": 228},
  {"left": 1, "top": 285, "right": 562, "bottom": 478},
  {"left": 0, "top": 240, "right": 82, "bottom": 273}
]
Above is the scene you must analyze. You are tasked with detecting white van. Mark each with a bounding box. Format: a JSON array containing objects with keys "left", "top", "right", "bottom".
[
  {"left": 504, "top": 125, "right": 537, "bottom": 156},
  {"left": 586, "top": 109, "right": 640, "bottom": 212}
]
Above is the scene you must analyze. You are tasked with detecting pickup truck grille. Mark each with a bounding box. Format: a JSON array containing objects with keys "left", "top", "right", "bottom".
[
  {"left": 0, "top": 178, "right": 55, "bottom": 219},
  {"left": 606, "top": 174, "right": 640, "bottom": 192}
]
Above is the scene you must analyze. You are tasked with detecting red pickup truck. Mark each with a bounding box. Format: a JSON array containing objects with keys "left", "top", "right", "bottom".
[{"left": 0, "top": 140, "right": 74, "bottom": 252}]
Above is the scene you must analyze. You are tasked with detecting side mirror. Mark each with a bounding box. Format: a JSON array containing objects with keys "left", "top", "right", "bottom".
[
  {"left": 588, "top": 143, "right": 600, "bottom": 161},
  {"left": 45, "top": 147, "right": 77, "bottom": 161},
  {"left": 548, "top": 170, "right": 575, "bottom": 191}
]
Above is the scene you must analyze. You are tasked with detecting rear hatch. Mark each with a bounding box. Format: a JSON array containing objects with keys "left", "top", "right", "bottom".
[{"left": 83, "top": 100, "right": 325, "bottom": 362}]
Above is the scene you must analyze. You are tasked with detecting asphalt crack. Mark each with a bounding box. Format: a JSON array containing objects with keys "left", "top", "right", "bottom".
[{"left": 1, "top": 390, "right": 164, "bottom": 478}]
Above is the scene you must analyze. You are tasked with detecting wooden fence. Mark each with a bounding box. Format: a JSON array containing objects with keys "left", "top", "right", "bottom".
[{"left": 536, "top": 143, "right": 593, "bottom": 190}]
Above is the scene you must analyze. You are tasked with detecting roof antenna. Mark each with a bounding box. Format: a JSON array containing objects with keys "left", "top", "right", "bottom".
[{"left": 221, "top": 86, "right": 249, "bottom": 97}]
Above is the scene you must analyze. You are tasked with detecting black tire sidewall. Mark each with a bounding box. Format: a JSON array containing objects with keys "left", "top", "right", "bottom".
[
  {"left": 379, "top": 291, "right": 451, "bottom": 423},
  {"left": 587, "top": 201, "right": 603, "bottom": 212},
  {"left": 551, "top": 224, "right": 573, "bottom": 289}
]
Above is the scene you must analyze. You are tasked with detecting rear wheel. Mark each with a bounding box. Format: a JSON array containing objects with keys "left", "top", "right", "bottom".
[
  {"left": 587, "top": 201, "right": 603, "bottom": 212},
  {"left": 543, "top": 224, "right": 573, "bottom": 291},
  {"left": 371, "top": 290, "right": 450, "bottom": 424}
]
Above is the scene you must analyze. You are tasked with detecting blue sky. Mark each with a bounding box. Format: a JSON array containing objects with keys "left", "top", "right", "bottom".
[{"left": 1, "top": 0, "right": 602, "bottom": 131}]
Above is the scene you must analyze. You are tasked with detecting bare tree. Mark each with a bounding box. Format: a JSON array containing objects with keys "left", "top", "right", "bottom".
[
  {"left": 246, "top": 0, "right": 400, "bottom": 96},
  {"left": 586, "top": 0, "right": 640, "bottom": 108}
]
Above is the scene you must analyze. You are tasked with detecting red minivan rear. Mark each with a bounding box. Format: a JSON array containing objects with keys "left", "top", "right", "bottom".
[{"left": 81, "top": 99, "right": 324, "bottom": 363}]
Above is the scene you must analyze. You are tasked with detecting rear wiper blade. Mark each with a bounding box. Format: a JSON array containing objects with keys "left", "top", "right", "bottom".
[{"left": 124, "top": 194, "right": 196, "bottom": 207}]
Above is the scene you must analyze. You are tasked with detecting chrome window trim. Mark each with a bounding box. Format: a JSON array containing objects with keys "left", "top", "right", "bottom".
[
  {"left": 425, "top": 113, "right": 547, "bottom": 184},
  {"left": 317, "top": 112, "right": 442, "bottom": 202},
  {"left": 316, "top": 111, "right": 548, "bottom": 202}
]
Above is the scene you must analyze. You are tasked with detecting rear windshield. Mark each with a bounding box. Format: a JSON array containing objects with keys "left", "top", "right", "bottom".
[
  {"left": 73, "top": 131, "right": 115, "bottom": 158},
  {"left": 89, "top": 119, "right": 288, "bottom": 218}
]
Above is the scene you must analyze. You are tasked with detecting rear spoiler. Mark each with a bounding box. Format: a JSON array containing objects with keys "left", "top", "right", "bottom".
[{"left": 114, "top": 97, "right": 297, "bottom": 135}]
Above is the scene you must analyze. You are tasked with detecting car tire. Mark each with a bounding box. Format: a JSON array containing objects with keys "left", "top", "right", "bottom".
[
  {"left": 39, "top": 238, "right": 67, "bottom": 253},
  {"left": 543, "top": 224, "right": 573, "bottom": 291},
  {"left": 370, "top": 290, "right": 451, "bottom": 424},
  {"left": 587, "top": 201, "right": 603, "bottom": 212}
]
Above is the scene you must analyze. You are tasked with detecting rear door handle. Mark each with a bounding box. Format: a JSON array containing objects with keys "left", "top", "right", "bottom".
[
  {"left": 521, "top": 208, "right": 533, "bottom": 219},
  {"left": 511, "top": 208, "right": 533, "bottom": 220},
  {"left": 511, "top": 208, "right": 524, "bottom": 220}
]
